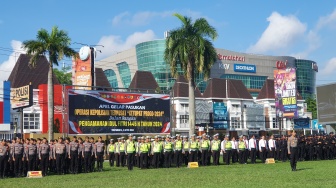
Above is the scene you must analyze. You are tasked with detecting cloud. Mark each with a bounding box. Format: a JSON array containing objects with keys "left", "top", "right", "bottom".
[
  {"left": 112, "top": 11, "right": 173, "bottom": 26},
  {"left": 291, "top": 30, "right": 320, "bottom": 58},
  {"left": 248, "top": 12, "right": 307, "bottom": 54},
  {"left": 321, "top": 57, "right": 336, "bottom": 75},
  {"left": 0, "top": 40, "right": 26, "bottom": 81},
  {"left": 316, "top": 8, "right": 336, "bottom": 30},
  {"left": 96, "top": 30, "right": 156, "bottom": 59}
]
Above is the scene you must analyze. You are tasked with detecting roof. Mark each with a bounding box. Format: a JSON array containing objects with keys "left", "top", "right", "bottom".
[
  {"left": 8, "top": 54, "right": 59, "bottom": 89},
  {"left": 172, "top": 75, "right": 203, "bottom": 98},
  {"left": 95, "top": 68, "right": 111, "bottom": 90},
  {"left": 128, "top": 71, "right": 159, "bottom": 90},
  {"left": 257, "top": 79, "right": 303, "bottom": 100},
  {"left": 203, "top": 78, "right": 253, "bottom": 99}
]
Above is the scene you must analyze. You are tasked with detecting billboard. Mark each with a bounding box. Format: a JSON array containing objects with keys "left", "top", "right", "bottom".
[
  {"left": 316, "top": 83, "right": 336, "bottom": 124},
  {"left": 294, "top": 118, "right": 310, "bottom": 129},
  {"left": 233, "top": 64, "right": 256, "bottom": 73},
  {"left": 312, "top": 119, "right": 318, "bottom": 129},
  {"left": 245, "top": 104, "right": 264, "bottom": 129},
  {"left": 274, "top": 68, "right": 298, "bottom": 118},
  {"left": 68, "top": 90, "right": 170, "bottom": 134},
  {"left": 10, "top": 85, "right": 33, "bottom": 109},
  {"left": 212, "top": 102, "right": 228, "bottom": 129},
  {"left": 72, "top": 47, "right": 92, "bottom": 90}
]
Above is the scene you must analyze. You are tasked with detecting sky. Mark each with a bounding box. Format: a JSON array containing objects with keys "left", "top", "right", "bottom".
[{"left": 1, "top": 0, "right": 336, "bottom": 85}]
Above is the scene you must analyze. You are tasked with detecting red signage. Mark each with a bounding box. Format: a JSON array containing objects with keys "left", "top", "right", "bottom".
[
  {"left": 217, "top": 54, "right": 245, "bottom": 62},
  {"left": 276, "top": 60, "right": 288, "bottom": 69}
]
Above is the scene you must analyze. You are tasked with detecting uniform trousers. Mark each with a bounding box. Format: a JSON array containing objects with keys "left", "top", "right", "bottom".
[
  {"left": 40, "top": 154, "right": 49, "bottom": 176},
  {"left": 109, "top": 152, "right": 115, "bottom": 167},
  {"left": 164, "top": 151, "right": 172, "bottom": 168},
  {"left": 140, "top": 152, "right": 148, "bottom": 169},
  {"left": 96, "top": 152, "right": 104, "bottom": 171},
  {"left": 28, "top": 154, "right": 37, "bottom": 171},
  {"left": 14, "top": 154, "right": 23, "bottom": 177},
  {"left": 189, "top": 150, "right": 197, "bottom": 162},
  {"left": 83, "top": 151, "right": 92, "bottom": 172},
  {"left": 152, "top": 152, "right": 160, "bottom": 168},
  {"left": 290, "top": 147, "right": 298, "bottom": 170},
  {"left": 212, "top": 150, "right": 220, "bottom": 165},
  {"left": 224, "top": 150, "right": 231, "bottom": 165},
  {"left": 175, "top": 150, "right": 182, "bottom": 167},
  {"left": 127, "top": 152, "right": 135, "bottom": 170},
  {"left": 70, "top": 151, "right": 78, "bottom": 173},
  {"left": 56, "top": 153, "right": 65, "bottom": 174},
  {"left": 0, "top": 155, "right": 6, "bottom": 178}
]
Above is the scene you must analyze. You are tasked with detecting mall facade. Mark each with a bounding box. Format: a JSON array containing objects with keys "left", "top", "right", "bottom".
[{"left": 96, "top": 39, "right": 317, "bottom": 100}]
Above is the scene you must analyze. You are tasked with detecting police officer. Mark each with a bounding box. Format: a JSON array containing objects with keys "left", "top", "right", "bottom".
[
  {"left": 211, "top": 134, "right": 221, "bottom": 166},
  {"left": 95, "top": 136, "right": 105, "bottom": 172},
  {"left": 118, "top": 137, "right": 126, "bottom": 167},
  {"left": 221, "top": 135, "right": 232, "bottom": 165},
  {"left": 77, "top": 137, "right": 84, "bottom": 173},
  {"left": 182, "top": 136, "right": 189, "bottom": 165},
  {"left": 27, "top": 138, "right": 37, "bottom": 171},
  {"left": 138, "top": 137, "right": 149, "bottom": 169},
  {"left": 54, "top": 137, "right": 66, "bottom": 175},
  {"left": 238, "top": 136, "right": 246, "bottom": 164},
  {"left": 39, "top": 137, "right": 49, "bottom": 177},
  {"left": 163, "top": 136, "right": 173, "bottom": 168},
  {"left": 83, "top": 136, "right": 93, "bottom": 173},
  {"left": 248, "top": 135, "right": 257, "bottom": 164},
  {"left": 288, "top": 131, "right": 299, "bottom": 171},
  {"left": 125, "top": 134, "right": 136, "bottom": 170},
  {"left": 69, "top": 136, "right": 79, "bottom": 174},
  {"left": 151, "top": 136, "right": 161, "bottom": 168},
  {"left": 189, "top": 135, "right": 198, "bottom": 162},
  {"left": 174, "top": 134, "right": 183, "bottom": 168},
  {"left": 0, "top": 139, "right": 9, "bottom": 178},
  {"left": 107, "top": 139, "right": 115, "bottom": 167},
  {"left": 13, "top": 137, "right": 24, "bottom": 177}
]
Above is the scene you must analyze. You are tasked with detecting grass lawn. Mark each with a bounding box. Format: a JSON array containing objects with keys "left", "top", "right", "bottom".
[{"left": 2, "top": 160, "right": 335, "bottom": 188}]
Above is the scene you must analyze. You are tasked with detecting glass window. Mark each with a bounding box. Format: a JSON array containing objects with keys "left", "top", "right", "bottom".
[
  {"left": 117, "top": 62, "right": 131, "bottom": 88},
  {"left": 104, "top": 69, "right": 118, "bottom": 88},
  {"left": 231, "top": 117, "right": 241, "bottom": 129},
  {"left": 23, "top": 113, "right": 40, "bottom": 130}
]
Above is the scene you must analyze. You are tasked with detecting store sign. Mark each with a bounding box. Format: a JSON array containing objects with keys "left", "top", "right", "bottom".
[
  {"left": 217, "top": 54, "right": 245, "bottom": 62},
  {"left": 276, "top": 60, "right": 288, "bottom": 69},
  {"left": 219, "top": 63, "right": 230, "bottom": 70},
  {"left": 10, "top": 85, "right": 33, "bottom": 109},
  {"left": 233, "top": 64, "right": 256, "bottom": 73}
]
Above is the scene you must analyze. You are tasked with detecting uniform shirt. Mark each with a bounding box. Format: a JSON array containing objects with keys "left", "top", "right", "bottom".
[
  {"left": 231, "top": 141, "right": 238, "bottom": 150},
  {"left": 13, "top": 143, "right": 24, "bottom": 155},
  {"left": 287, "top": 136, "right": 298, "bottom": 151},
  {"left": 78, "top": 143, "right": 84, "bottom": 156},
  {"left": 268, "top": 139, "right": 276, "bottom": 149},
  {"left": 258, "top": 139, "right": 268, "bottom": 151},
  {"left": 95, "top": 142, "right": 105, "bottom": 154},
  {"left": 210, "top": 140, "right": 221, "bottom": 151},
  {"left": 54, "top": 143, "right": 66, "bottom": 158},
  {"left": 248, "top": 138, "right": 257, "bottom": 150},
  {"left": 107, "top": 143, "right": 115, "bottom": 154},
  {"left": 0, "top": 145, "right": 8, "bottom": 156},
  {"left": 49, "top": 144, "right": 54, "bottom": 159},
  {"left": 27, "top": 144, "right": 37, "bottom": 156},
  {"left": 24, "top": 143, "right": 29, "bottom": 157},
  {"left": 69, "top": 141, "right": 79, "bottom": 153},
  {"left": 39, "top": 143, "right": 50, "bottom": 158},
  {"left": 83, "top": 141, "right": 93, "bottom": 153}
]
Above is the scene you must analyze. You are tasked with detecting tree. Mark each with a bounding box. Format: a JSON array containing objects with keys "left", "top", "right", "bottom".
[
  {"left": 54, "top": 66, "right": 72, "bottom": 85},
  {"left": 164, "top": 13, "right": 218, "bottom": 136},
  {"left": 305, "top": 96, "right": 317, "bottom": 119},
  {"left": 23, "top": 26, "right": 76, "bottom": 141}
]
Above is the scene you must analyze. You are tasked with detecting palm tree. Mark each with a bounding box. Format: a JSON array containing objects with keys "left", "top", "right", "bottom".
[
  {"left": 164, "top": 13, "right": 218, "bottom": 136},
  {"left": 23, "top": 26, "right": 76, "bottom": 141}
]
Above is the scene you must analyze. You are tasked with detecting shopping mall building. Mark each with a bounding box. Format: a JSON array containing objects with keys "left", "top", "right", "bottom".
[{"left": 96, "top": 39, "right": 317, "bottom": 100}]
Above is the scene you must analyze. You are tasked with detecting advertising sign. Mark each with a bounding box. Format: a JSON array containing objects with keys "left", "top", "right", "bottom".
[
  {"left": 72, "top": 47, "right": 92, "bottom": 90},
  {"left": 312, "top": 119, "right": 318, "bottom": 129},
  {"left": 294, "top": 118, "right": 310, "bottom": 129},
  {"left": 68, "top": 90, "right": 170, "bottom": 134},
  {"left": 274, "top": 68, "right": 298, "bottom": 118},
  {"left": 245, "top": 104, "right": 264, "bottom": 129},
  {"left": 316, "top": 83, "right": 336, "bottom": 124},
  {"left": 212, "top": 102, "right": 228, "bottom": 129},
  {"left": 233, "top": 64, "right": 256, "bottom": 73},
  {"left": 10, "top": 85, "right": 33, "bottom": 109}
]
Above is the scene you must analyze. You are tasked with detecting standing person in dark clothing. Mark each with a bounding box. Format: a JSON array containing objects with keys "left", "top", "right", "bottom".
[
  {"left": 95, "top": 136, "right": 105, "bottom": 172},
  {"left": 69, "top": 136, "right": 79, "bottom": 174},
  {"left": 13, "top": 138, "right": 24, "bottom": 177},
  {"left": 280, "top": 135, "right": 288, "bottom": 162},
  {"left": 83, "top": 136, "right": 93, "bottom": 173},
  {"left": 288, "top": 131, "right": 298, "bottom": 171},
  {"left": 125, "top": 134, "right": 136, "bottom": 171},
  {"left": 54, "top": 137, "right": 66, "bottom": 175},
  {"left": 39, "top": 138, "right": 49, "bottom": 177},
  {"left": 107, "top": 139, "right": 115, "bottom": 167},
  {"left": 27, "top": 138, "right": 37, "bottom": 171},
  {"left": 0, "top": 139, "right": 9, "bottom": 179}
]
